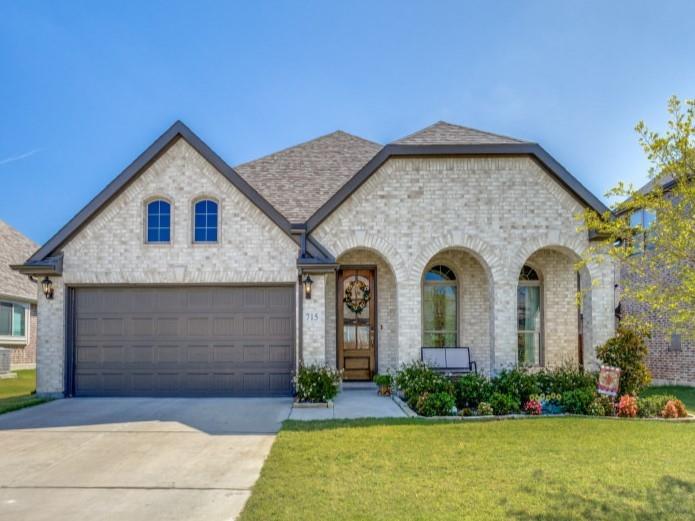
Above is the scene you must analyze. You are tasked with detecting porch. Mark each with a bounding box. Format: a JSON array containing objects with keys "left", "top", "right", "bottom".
[{"left": 300, "top": 238, "right": 614, "bottom": 379}]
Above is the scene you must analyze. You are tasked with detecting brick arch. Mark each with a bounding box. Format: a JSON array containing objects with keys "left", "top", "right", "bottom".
[
  {"left": 510, "top": 233, "right": 589, "bottom": 281},
  {"left": 328, "top": 230, "right": 408, "bottom": 283},
  {"left": 411, "top": 232, "right": 504, "bottom": 284}
]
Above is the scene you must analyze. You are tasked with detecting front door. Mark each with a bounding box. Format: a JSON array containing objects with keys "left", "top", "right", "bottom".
[{"left": 337, "top": 268, "right": 376, "bottom": 381}]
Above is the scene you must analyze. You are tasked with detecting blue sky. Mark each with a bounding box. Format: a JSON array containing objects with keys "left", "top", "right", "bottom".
[{"left": 1, "top": 1, "right": 694, "bottom": 244}]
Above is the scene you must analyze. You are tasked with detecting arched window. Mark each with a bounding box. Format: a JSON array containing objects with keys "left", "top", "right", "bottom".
[
  {"left": 517, "top": 264, "right": 542, "bottom": 366},
  {"left": 423, "top": 265, "right": 457, "bottom": 347},
  {"left": 194, "top": 199, "right": 218, "bottom": 242},
  {"left": 146, "top": 199, "right": 171, "bottom": 243}
]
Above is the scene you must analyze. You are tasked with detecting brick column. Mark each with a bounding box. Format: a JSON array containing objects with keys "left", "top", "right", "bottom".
[
  {"left": 301, "top": 274, "right": 327, "bottom": 366},
  {"left": 36, "top": 277, "right": 65, "bottom": 396},
  {"left": 491, "top": 277, "right": 517, "bottom": 371}
]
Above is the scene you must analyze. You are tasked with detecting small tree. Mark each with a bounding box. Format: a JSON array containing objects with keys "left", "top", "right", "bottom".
[
  {"left": 581, "top": 96, "right": 695, "bottom": 339},
  {"left": 596, "top": 326, "right": 651, "bottom": 395}
]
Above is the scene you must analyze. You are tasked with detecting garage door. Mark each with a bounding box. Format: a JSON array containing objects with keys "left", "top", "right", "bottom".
[{"left": 73, "top": 286, "right": 295, "bottom": 397}]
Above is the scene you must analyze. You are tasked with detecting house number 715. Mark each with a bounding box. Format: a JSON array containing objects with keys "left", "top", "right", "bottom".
[{"left": 305, "top": 312, "right": 319, "bottom": 321}]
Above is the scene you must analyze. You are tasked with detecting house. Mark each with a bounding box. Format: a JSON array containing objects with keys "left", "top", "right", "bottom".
[
  {"left": 13, "top": 121, "right": 616, "bottom": 397},
  {"left": 619, "top": 177, "right": 695, "bottom": 385},
  {"left": 0, "top": 220, "right": 38, "bottom": 369}
]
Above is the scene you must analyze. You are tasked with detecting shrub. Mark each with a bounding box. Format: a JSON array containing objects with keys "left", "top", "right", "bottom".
[
  {"left": 588, "top": 396, "right": 614, "bottom": 416},
  {"left": 523, "top": 399, "right": 542, "bottom": 415},
  {"left": 596, "top": 326, "right": 652, "bottom": 396},
  {"left": 477, "top": 402, "right": 494, "bottom": 416},
  {"left": 562, "top": 388, "right": 596, "bottom": 414},
  {"left": 536, "top": 364, "right": 597, "bottom": 395},
  {"left": 616, "top": 394, "right": 638, "bottom": 417},
  {"left": 373, "top": 373, "right": 392, "bottom": 387},
  {"left": 661, "top": 399, "right": 688, "bottom": 419},
  {"left": 416, "top": 392, "right": 456, "bottom": 417},
  {"left": 489, "top": 392, "right": 521, "bottom": 415},
  {"left": 455, "top": 373, "right": 492, "bottom": 409},
  {"left": 637, "top": 394, "right": 676, "bottom": 418},
  {"left": 294, "top": 364, "right": 342, "bottom": 403},
  {"left": 492, "top": 368, "right": 540, "bottom": 404},
  {"left": 395, "top": 361, "right": 454, "bottom": 408}
]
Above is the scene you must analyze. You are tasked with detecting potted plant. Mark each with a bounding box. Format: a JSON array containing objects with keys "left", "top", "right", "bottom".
[{"left": 373, "top": 374, "right": 393, "bottom": 396}]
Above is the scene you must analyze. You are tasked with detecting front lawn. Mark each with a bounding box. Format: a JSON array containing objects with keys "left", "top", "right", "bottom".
[
  {"left": 0, "top": 369, "right": 47, "bottom": 415},
  {"left": 240, "top": 417, "right": 695, "bottom": 521},
  {"left": 642, "top": 385, "right": 695, "bottom": 412}
]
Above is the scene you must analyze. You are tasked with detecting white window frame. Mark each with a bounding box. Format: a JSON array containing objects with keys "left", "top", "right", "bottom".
[{"left": 0, "top": 301, "right": 30, "bottom": 346}]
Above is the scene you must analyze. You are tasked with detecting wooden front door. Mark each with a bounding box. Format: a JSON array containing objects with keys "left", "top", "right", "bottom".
[{"left": 338, "top": 268, "right": 376, "bottom": 381}]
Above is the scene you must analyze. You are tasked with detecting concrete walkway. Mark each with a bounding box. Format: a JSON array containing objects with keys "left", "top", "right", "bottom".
[
  {"left": 0, "top": 397, "right": 292, "bottom": 521},
  {"left": 289, "top": 387, "right": 406, "bottom": 420}
]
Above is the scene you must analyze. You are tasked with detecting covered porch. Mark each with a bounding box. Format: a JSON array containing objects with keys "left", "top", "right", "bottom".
[{"left": 299, "top": 238, "right": 613, "bottom": 380}]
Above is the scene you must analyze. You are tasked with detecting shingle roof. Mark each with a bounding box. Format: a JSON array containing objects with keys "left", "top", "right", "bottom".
[
  {"left": 235, "top": 131, "right": 382, "bottom": 223},
  {"left": 393, "top": 121, "right": 527, "bottom": 145},
  {"left": 0, "top": 220, "right": 38, "bottom": 302}
]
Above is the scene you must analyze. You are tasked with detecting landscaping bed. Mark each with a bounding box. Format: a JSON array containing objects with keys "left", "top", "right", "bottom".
[
  {"left": 384, "top": 327, "right": 689, "bottom": 421},
  {"left": 239, "top": 417, "right": 695, "bottom": 521}
]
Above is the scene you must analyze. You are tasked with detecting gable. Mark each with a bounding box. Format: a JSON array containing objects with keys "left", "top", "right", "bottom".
[
  {"left": 61, "top": 138, "right": 299, "bottom": 284},
  {"left": 25, "top": 121, "right": 296, "bottom": 266}
]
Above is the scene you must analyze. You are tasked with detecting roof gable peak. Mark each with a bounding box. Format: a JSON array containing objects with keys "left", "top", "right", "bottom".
[{"left": 393, "top": 120, "right": 527, "bottom": 145}]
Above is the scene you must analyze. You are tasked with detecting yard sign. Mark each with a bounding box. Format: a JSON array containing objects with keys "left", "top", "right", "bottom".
[{"left": 597, "top": 366, "right": 621, "bottom": 397}]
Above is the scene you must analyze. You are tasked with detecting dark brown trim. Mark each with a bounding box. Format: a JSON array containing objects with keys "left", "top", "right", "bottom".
[
  {"left": 24, "top": 121, "right": 301, "bottom": 266},
  {"left": 64, "top": 286, "right": 76, "bottom": 397},
  {"left": 305, "top": 143, "right": 611, "bottom": 233}
]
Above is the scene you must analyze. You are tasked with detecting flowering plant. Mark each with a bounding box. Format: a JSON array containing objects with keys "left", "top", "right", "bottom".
[
  {"left": 616, "top": 394, "right": 638, "bottom": 417},
  {"left": 661, "top": 399, "right": 688, "bottom": 418},
  {"left": 476, "top": 402, "right": 494, "bottom": 416},
  {"left": 523, "top": 399, "right": 542, "bottom": 416},
  {"left": 294, "top": 364, "right": 342, "bottom": 403}
]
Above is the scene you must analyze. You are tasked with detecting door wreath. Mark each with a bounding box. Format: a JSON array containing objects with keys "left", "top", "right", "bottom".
[{"left": 344, "top": 279, "right": 371, "bottom": 314}]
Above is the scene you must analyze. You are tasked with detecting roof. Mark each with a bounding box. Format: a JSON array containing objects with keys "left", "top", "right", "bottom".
[
  {"left": 393, "top": 121, "right": 527, "bottom": 145},
  {"left": 14, "top": 119, "right": 610, "bottom": 274},
  {"left": 235, "top": 131, "right": 382, "bottom": 223},
  {"left": 0, "top": 220, "right": 38, "bottom": 302}
]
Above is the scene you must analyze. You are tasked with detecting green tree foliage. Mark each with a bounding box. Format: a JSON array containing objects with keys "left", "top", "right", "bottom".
[
  {"left": 581, "top": 96, "right": 695, "bottom": 338},
  {"left": 596, "top": 326, "right": 652, "bottom": 395}
]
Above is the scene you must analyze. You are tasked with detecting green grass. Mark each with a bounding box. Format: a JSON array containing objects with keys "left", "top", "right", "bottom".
[
  {"left": 239, "top": 417, "right": 695, "bottom": 521},
  {"left": 642, "top": 385, "right": 695, "bottom": 411},
  {"left": 0, "top": 369, "right": 48, "bottom": 415}
]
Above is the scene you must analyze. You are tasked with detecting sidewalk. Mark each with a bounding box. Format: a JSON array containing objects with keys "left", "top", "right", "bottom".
[{"left": 288, "top": 385, "right": 406, "bottom": 421}]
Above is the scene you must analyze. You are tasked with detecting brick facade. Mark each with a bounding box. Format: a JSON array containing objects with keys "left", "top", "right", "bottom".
[
  {"left": 34, "top": 141, "right": 616, "bottom": 395},
  {"left": 36, "top": 140, "right": 299, "bottom": 394},
  {"left": 312, "top": 157, "right": 615, "bottom": 373}
]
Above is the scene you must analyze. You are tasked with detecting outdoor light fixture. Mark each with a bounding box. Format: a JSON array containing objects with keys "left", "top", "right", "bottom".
[
  {"left": 41, "top": 277, "right": 54, "bottom": 300},
  {"left": 303, "top": 275, "right": 313, "bottom": 300}
]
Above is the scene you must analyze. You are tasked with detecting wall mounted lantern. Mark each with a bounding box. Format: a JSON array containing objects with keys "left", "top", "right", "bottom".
[
  {"left": 303, "top": 275, "right": 313, "bottom": 300},
  {"left": 41, "top": 277, "right": 54, "bottom": 300}
]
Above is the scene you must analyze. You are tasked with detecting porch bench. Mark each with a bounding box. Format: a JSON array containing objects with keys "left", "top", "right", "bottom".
[{"left": 421, "top": 347, "right": 477, "bottom": 375}]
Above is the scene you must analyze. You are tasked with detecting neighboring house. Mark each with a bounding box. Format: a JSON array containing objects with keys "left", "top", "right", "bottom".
[
  {"left": 619, "top": 178, "right": 694, "bottom": 385},
  {"left": 13, "top": 121, "right": 616, "bottom": 398},
  {"left": 0, "top": 220, "right": 38, "bottom": 369}
]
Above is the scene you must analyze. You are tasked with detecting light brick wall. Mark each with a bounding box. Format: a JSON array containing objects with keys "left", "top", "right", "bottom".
[
  {"left": 324, "top": 272, "right": 336, "bottom": 368},
  {"left": 526, "top": 249, "right": 578, "bottom": 367},
  {"left": 314, "top": 156, "right": 615, "bottom": 373},
  {"left": 36, "top": 278, "right": 65, "bottom": 395},
  {"left": 37, "top": 139, "right": 299, "bottom": 394},
  {"left": 301, "top": 274, "right": 326, "bottom": 366}
]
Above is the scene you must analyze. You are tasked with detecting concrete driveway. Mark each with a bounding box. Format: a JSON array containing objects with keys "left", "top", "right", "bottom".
[{"left": 0, "top": 397, "right": 292, "bottom": 521}]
